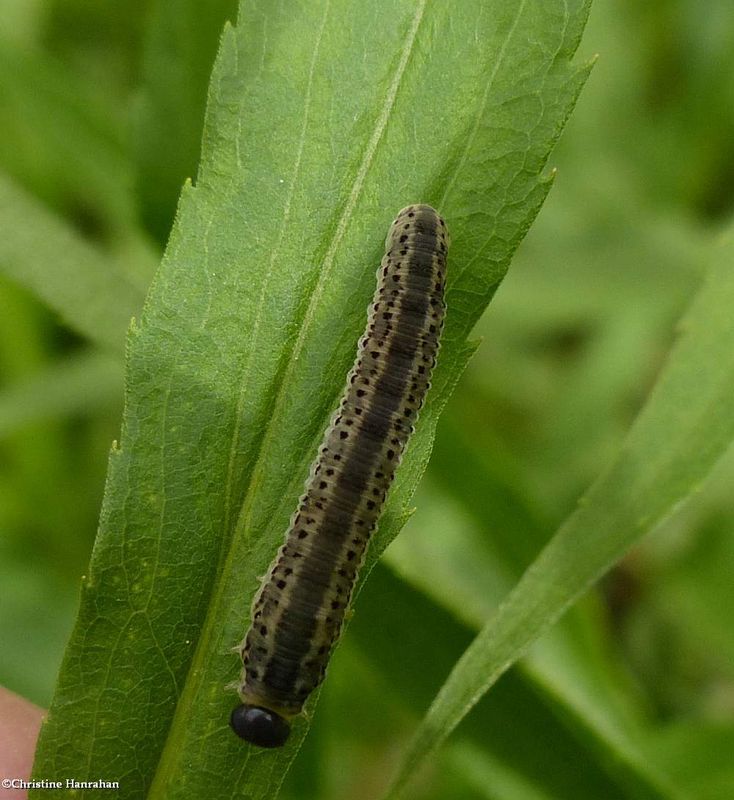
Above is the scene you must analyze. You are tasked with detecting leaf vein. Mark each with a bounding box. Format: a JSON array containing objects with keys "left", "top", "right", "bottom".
[{"left": 234, "top": 0, "right": 429, "bottom": 539}]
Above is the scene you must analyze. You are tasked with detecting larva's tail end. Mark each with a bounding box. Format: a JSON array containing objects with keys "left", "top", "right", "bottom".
[
  {"left": 385, "top": 204, "right": 447, "bottom": 250},
  {"left": 230, "top": 704, "right": 291, "bottom": 748}
]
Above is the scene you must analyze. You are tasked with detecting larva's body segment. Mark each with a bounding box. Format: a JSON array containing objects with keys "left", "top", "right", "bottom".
[{"left": 230, "top": 204, "right": 448, "bottom": 748}]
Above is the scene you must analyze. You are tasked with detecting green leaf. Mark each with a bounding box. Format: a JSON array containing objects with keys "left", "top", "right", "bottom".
[
  {"left": 643, "top": 723, "right": 734, "bottom": 800},
  {"left": 0, "top": 350, "right": 122, "bottom": 438},
  {"left": 0, "top": 41, "right": 159, "bottom": 292},
  {"left": 387, "top": 479, "right": 681, "bottom": 799},
  {"left": 135, "top": 0, "right": 238, "bottom": 242},
  {"left": 0, "top": 556, "right": 79, "bottom": 707},
  {"left": 347, "top": 564, "right": 640, "bottom": 800},
  {"left": 0, "top": 42, "right": 130, "bottom": 235},
  {"left": 0, "top": 173, "right": 145, "bottom": 352},
  {"left": 31, "top": 1, "right": 591, "bottom": 797},
  {"left": 0, "top": 0, "right": 44, "bottom": 46},
  {"left": 385, "top": 229, "right": 734, "bottom": 798},
  {"left": 447, "top": 742, "right": 557, "bottom": 800}
]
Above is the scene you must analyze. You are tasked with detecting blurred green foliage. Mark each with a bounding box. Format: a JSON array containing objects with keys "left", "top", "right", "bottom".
[{"left": 0, "top": 1, "right": 733, "bottom": 799}]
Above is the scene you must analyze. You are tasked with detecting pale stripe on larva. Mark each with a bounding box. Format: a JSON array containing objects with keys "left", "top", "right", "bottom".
[{"left": 230, "top": 204, "right": 449, "bottom": 748}]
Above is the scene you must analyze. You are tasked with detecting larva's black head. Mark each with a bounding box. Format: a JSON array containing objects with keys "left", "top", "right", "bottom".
[{"left": 230, "top": 704, "right": 291, "bottom": 748}]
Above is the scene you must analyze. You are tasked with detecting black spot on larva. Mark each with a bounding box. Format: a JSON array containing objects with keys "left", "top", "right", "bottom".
[{"left": 235, "top": 205, "right": 447, "bottom": 743}]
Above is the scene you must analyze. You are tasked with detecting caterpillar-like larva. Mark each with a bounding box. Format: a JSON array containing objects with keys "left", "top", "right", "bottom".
[{"left": 230, "top": 204, "right": 448, "bottom": 748}]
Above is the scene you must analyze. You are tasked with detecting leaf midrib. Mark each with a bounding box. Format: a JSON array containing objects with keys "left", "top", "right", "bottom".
[{"left": 146, "top": 1, "right": 428, "bottom": 794}]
